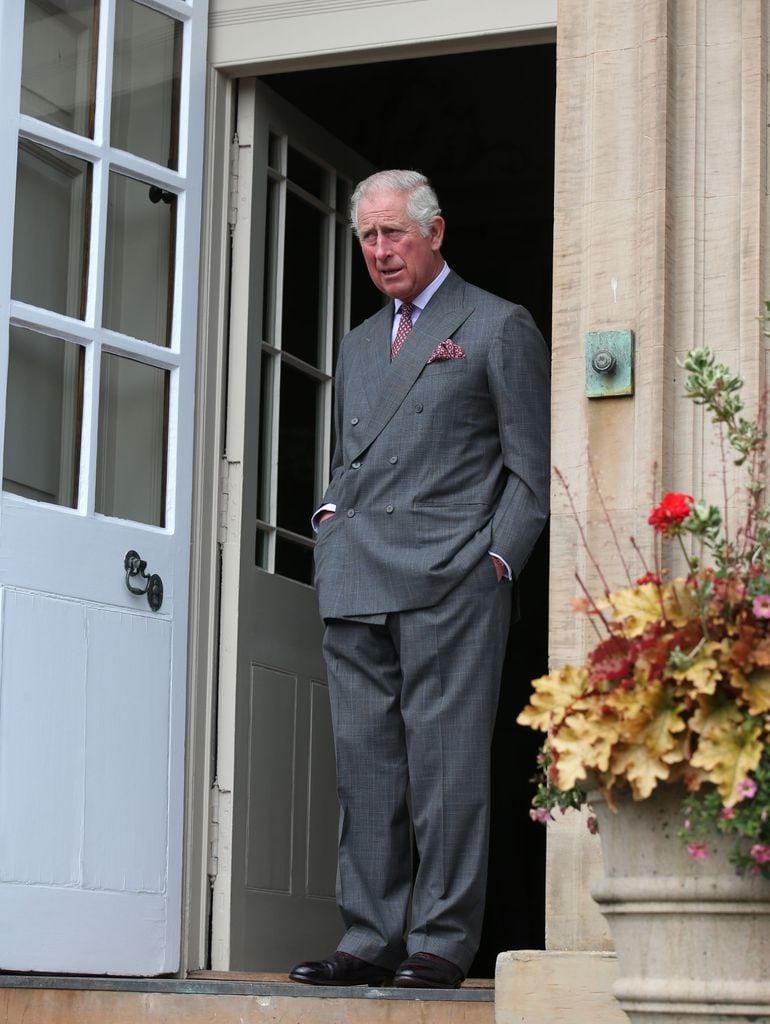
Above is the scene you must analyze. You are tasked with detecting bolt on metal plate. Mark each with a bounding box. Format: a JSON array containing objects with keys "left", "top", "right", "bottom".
[{"left": 585, "top": 329, "right": 634, "bottom": 398}]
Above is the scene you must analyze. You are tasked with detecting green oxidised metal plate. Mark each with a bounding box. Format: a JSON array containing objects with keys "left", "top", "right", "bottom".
[{"left": 585, "top": 329, "right": 634, "bottom": 398}]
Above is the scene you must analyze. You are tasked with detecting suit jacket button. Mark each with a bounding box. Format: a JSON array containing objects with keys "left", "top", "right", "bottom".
[
  {"left": 346, "top": 508, "right": 355, "bottom": 517},
  {"left": 385, "top": 504, "right": 394, "bottom": 514},
  {"left": 352, "top": 461, "right": 361, "bottom": 469},
  {"left": 350, "top": 417, "right": 359, "bottom": 425},
  {"left": 414, "top": 403, "right": 423, "bottom": 413},
  {"left": 389, "top": 455, "right": 398, "bottom": 464}
]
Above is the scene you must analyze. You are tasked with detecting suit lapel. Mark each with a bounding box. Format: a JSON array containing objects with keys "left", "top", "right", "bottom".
[
  {"left": 352, "top": 273, "right": 475, "bottom": 459},
  {"left": 358, "top": 305, "right": 392, "bottom": 415}
]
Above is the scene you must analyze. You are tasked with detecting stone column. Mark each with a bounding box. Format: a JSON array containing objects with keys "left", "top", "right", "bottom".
[{"left": 497, "top": 1, "right": 767, "bottom": 1019}]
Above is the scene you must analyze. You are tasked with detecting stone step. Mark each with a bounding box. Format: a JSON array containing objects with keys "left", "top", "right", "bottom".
[{"left": 0, "top": 972, "right": 495, "bottom": 1024}]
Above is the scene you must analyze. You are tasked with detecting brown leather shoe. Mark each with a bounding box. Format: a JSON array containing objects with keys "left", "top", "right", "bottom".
[
  {"left": 393, "top": 951, "right": 465, "bottom": 989},
  {"left": 289, "top": 950, "right": 394, "bottom": 987}
]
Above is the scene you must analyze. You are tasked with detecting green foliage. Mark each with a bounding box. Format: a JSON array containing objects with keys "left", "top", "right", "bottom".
[{"left": 679, "top": 748, "right": 770, "bottom": 878}]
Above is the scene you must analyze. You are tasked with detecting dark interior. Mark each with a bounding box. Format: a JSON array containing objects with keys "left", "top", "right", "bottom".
[{"left": 262, "top": 42, "right": 555, "bottom": 976}]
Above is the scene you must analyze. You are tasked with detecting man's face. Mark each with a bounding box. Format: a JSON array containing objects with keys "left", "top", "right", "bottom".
[{"left": 356, "top": 189, "right": 445, "bottom": 302}]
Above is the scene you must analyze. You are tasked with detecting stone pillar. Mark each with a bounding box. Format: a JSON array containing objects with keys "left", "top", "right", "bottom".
[{"left": 497, "top": 0, "right": 767, "bottom": 1017}]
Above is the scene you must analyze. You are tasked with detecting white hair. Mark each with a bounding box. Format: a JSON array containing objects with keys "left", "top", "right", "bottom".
[{"left": 349, "top": 170, "right": 441, "bottom": 238}]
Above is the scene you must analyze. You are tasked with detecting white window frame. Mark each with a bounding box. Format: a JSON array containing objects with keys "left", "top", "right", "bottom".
[{"left": 0, "top": 0, "right": 208, "bottom": 534}]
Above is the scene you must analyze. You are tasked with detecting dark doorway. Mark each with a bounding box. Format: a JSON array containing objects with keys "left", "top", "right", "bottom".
[{"left": 262, "top": 42, "right": 555, "bottom": 976}]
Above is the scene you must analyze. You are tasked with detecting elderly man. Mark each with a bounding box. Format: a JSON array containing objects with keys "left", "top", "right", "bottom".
[{"left": 290, "top": 170, "right": 550, "bottom": 989}]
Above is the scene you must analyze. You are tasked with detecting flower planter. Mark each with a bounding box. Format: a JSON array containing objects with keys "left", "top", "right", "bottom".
[{"left": 588, "top": 783, "right": 770, "bottom": 1023}]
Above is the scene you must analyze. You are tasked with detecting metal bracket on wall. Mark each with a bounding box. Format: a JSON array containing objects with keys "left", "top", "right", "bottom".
[{"left": 585, "top": 329, "right": 634, "bottom": 398}]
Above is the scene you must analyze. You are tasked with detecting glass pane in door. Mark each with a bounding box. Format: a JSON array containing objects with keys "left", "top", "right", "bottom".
[
  {"left": 21, "top": 0, "right": 99, "bottom": 137},
  {"left": 3, "top": 326, "right": 84, "bottom": 508},
  {"left": 281, "top": 192, "right": 324, "bottom": 366},
  {"left": 275, "top": 537, "right": 313, "bottom": 586},
  {"left": 95, "top": 353, "right": 168, "bottom": 526},
  {"left": 335, "top": 176, "right": 349, "bottom": 217},
  {"left": 256, "top": 351, "right": 274, "bottom": 524},
  {"left": 12, "top": 140, "right": 91, "bottom": 319},
  {"left": 287, "top": 146, "right": 327, "bottom": 199},
  {"left": 111, "top": 0, "right": 182, "bottom": 169},
  {"left": 276, "top": 364, "right": 318, "bottom": 537},
  {"left": 262, "top": 180, "right": 279, "bottom": 346},
  {"left": 103, "top": 171, "right": 176, "bottom": 345}
]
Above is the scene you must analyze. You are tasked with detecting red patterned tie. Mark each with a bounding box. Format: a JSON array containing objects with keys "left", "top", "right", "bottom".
[{"left": 391, "top": 301, "right": 414, "bottom": 360}]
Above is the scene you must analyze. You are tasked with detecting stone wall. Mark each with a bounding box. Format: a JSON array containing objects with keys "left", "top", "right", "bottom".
[{"left": 546, "top": 0, "right": 767, "bottom": 952}]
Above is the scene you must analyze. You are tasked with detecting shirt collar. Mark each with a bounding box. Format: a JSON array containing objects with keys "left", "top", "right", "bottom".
[{"left": 395, "top": 262, "right": 450, "bottom": 316}]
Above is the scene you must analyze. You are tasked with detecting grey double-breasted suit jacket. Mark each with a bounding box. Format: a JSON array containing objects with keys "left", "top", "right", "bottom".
[{"left": 314, "top": 270, "right": 550, "bottom": 620}]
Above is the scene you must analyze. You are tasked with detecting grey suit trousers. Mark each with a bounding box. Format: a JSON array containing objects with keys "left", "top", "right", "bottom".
[{"left": 323, "top": 552, "right": 512, "bottom": 973}]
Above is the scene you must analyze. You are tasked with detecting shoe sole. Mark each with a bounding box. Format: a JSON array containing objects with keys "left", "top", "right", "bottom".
[
  {"left": 288, "top": 972, "right": 393, "bottom": 987},
  {"left": 393, "top": 977, "right": 462, "bottom": 989}
]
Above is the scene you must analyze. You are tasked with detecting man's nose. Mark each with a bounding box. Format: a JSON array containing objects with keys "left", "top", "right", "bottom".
[{"left": 374, "top": 233, "right": 391, "bottom": 259}]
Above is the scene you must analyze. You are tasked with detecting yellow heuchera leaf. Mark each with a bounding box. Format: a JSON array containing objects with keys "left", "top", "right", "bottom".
[
  {"left": 550, "top": 714, "right": 621, "bottom": 790},
  {"left": 601, "top": 682, "right": 651, "bottom": 738},
  {"left": 602, "top": 680, "right": 685, "bottom": 751},
  {"left": 609, "top": 742, "right": 672, "bottom": 799},
  {"left": 668, "top": 642, "right": 722, "bottom": 695},
  {"left": 689, "top": 696, "right": 742, "bottom": 737},
  {"left": 661, "top": 578, "right": 700, "bottom": 626},
  {"left": 604, "top": 579, "right": 697, "bottom": 637},
  {"left": 690, "top": 718, "right": 763, "bottom": 804},
  {"left": 734, "top": 668, "right": 770, "bottom": 715},
  {"left": 605, "top": 583, "right": 664, "bottom": 637},
  {"left": 638, "top": 688, "right": 687, "bottom": 757},
  {"left": 517, "top": 665, "right": 588, "bottom": 731}
]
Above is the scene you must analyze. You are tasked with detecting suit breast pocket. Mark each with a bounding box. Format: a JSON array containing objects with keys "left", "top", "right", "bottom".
[
  {"left": 418, "top": 361, "right": 469, "bottom": 398},
  {"left": 421, "top": 359, "right": 469, "bottom": 376}
]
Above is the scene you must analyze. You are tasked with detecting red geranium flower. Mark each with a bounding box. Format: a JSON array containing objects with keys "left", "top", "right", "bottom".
[{"left": 648, "top": 492, "right": 693, "bottom": 534}]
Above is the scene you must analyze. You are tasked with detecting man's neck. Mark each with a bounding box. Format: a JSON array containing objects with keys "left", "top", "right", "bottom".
[{"left": 396, "top": 261, "right": 450, "bottom": 311}]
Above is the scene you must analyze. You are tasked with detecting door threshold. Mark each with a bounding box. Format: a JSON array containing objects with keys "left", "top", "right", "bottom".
[
  {"left": 192, "top": 969, "right": 494, "bottom": 998},
  {"left": 0, "top": 970, "right": 494, "bottom": 1001}
]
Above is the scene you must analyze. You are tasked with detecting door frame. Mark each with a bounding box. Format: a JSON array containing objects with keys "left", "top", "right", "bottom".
[{"left": 184, "top": 12, "right": 557, "bottom": 973}]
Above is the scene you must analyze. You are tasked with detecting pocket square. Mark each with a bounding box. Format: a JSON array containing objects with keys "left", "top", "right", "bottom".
[{"left": 427, "top": 339, "right": 466, "bottom": 364}]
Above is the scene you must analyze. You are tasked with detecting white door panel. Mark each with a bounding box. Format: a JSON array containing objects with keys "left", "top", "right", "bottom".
[
  {"left": 0, "top": 589, "right": 174, "bottom": 971},
  {"left": 0, "top": 500, "right": 178, "bottom": 609},
  {"left": 1, "top": 886, "right": 170, "bottom": 974},
  {"left": 0, "top": 0, "right": 207, "bottom": 975}
]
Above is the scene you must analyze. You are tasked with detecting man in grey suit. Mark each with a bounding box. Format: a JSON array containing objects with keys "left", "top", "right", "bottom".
[{"left": 290, "top": 170, "right": 550, "bottom": 989}]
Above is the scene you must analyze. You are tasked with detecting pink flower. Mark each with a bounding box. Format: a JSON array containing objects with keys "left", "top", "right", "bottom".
[
  {"left": 687, "top": 842, "right": 709, "bottom": 860},
  {"left": 530, "top": 807, "right": 551, "bottom": 824},
  {"left": 586, "top": 815, "right": 599, "bottom": 835},
  {"left": 736, "top": 777, "right": 758, "bottom": 800},
  {"left": 750, "top": 844, "right": 770, "bottom": 864},
  {"left": 752, "top": 594, "right": 770, "bottom": 619},
  {"left": 719, "top": 807, "right": 736, "bottom": 820}
]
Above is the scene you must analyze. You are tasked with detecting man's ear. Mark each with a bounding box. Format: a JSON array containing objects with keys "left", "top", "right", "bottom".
[{"left": 429, "top": 216, "right": 446, "bottom": 251}]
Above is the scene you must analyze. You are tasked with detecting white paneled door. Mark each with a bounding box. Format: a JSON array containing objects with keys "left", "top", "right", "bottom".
[{"left": 0, "top": 0, "right": 207, "bottom": 974}]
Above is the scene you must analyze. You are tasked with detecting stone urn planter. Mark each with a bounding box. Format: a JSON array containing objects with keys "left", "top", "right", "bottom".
[{"left": 588, "top": 783, "right": 770, "bottom": 1024}]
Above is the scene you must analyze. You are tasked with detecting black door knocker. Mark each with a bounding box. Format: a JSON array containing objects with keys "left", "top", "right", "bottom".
[{"left": 124, "top": 550, "right": 164, "bottom": 612}]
